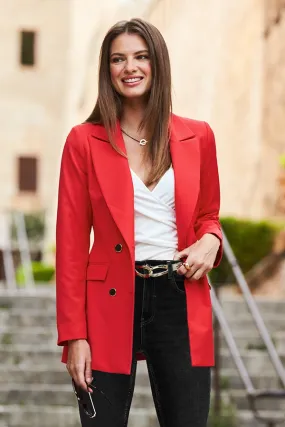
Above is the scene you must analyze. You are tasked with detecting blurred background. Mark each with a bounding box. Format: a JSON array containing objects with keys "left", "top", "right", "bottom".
[{"left": 1, "top": 0, "right": 285, "bottom": 426}]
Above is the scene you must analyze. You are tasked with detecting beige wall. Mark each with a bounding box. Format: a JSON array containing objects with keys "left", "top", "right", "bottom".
[
  {"left": 79, "top": 0, "right": 267, "bottom": 218},
  {"left": 1, "top": 0, "right": 285, "bottom": 252},
  {"left": 148, "top": 0, "right": 266, "bottom": 218},
  {"left": 0, "top": 0, "right": 71, "bottom": 216},
  {"left": 260, "top": 4, "right": 285, "bottom": 216},
  {"left": 46, "top": 0, "right": 161, "bottom": 246}
]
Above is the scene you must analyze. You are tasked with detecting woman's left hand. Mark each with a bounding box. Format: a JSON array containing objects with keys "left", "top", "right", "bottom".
[{"left": 173, "top": 233, "right": 220, "bottom": 280}]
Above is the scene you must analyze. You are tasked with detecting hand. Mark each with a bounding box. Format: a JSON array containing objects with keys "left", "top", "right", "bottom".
[
  {"left": 173, "top": 234, "right": 220, "bottom": 280},
  {"left": 67, "top": 339, "right": 93, "bottom": 393}
]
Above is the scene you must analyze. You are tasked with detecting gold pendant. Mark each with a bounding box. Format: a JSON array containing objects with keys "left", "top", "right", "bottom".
[{"left": 139, "top": 139, "right": 147, "bottom": 146}]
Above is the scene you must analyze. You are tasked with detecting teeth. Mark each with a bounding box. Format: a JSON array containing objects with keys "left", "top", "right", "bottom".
[{"left": 123, "top": 78, "right": 141, "bottom": 83}]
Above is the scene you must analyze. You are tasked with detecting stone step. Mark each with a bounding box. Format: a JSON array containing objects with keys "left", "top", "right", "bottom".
[
  {"left": 2, "top": 344, "right": 285, "bottom": 375},
  {"left": 1, "top": 326, "right": 285, "bottom": 360},
  {"left": 0, "top": 405, "right": 159, "bottom": 427},
  {"left": 219, "top": 297, "right": 285, "bottom": 317},
  {"left": 219, "top": 349, "right": 285, "bottom": 374},
  {"left": 0, "top": 345, "right": 62, "bottom": 367},
  {"left": 222, "top": 316, "right": 285, "bottom": 334},
  {"left": 1, "top": 292, "right": 285, "bottom": 320},
  {"left": 0, "top": 404, "right": 284, "bottom": 427},
  {"left": 0, "top": 384, "right": 150, "bottom": 408},
  {"left": 0, "top": 289, "right": 55, "bottom": 311},
  {"left": 2, "top": 325, "right": 282, "bottom": 350},
  {"left": 1, "top": 308, "right": 285, "bottom": 336},
  {"left": 0, "top": 309, "right": 56, "bottom": 328},
  {"left": 0, "top": 327, "right": 57, "bottom": 345},
  {"left": 0, "top": 364, "right": 283, "bottom": 392},
  {"left": 212, "top": 369, "right": 282, "bottom": 391},
  {"left": 1, "top": 383, "right": 285, "bottom": 413},
  {"left": 0, "top": 364, "right": 149, "bottom": 386},
  {"left": 1, "top": 293, "right": 285, "bottom": 318},
  {"left": 237, "top": 410, "right": 285, "bottom": 427}
]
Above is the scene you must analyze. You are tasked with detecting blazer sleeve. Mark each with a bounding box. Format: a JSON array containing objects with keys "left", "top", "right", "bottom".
[
  {"left": 194, "top": 122, "right": 223, "bottom": 267},
  {"left": 56, "top": 127, "right": 92, "bottom": 346}
]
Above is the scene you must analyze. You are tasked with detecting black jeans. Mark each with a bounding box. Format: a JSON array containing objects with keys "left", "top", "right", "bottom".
[{"left": 78, "top": 261, "right": 211, "bottom": 427}]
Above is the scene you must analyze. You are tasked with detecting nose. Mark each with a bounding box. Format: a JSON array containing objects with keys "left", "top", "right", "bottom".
[{"left": 124, "top": 57, "right": 137, "bottom": 74}]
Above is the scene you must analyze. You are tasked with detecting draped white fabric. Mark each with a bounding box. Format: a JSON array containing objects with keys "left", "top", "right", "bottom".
[{"left": 130, "top": 167, "right": 178, "bottom": 261}]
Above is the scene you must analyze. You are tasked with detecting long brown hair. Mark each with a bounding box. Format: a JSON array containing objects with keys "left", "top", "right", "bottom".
[{"left": 85, "top": 18, "right": 172, "bottom": 186}]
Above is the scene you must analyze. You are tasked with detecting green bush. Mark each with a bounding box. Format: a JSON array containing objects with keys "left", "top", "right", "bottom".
[
  {"left": 16, "top": 261, "right": 55, "bottom": 285},
  {"left": 209, "top": 217, "right": 284, "bottom": 286},
  {"left": 207, "top": 400, "right": 237, "bottom": 427},
  {"left": 11, "top": 212, "right": 45, "bottom": 242}
]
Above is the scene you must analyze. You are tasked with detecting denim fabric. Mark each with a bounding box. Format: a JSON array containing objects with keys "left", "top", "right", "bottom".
[{"left": 78, "top": 262, "right": 211, "bottom": 427}]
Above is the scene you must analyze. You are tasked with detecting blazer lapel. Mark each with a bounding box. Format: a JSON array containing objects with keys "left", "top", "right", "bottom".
[
  {"left": 170, "top": 117, "right": 200, "bottom": 250},
  {"left": 88, "top": 116, "right": 200, "bottom": 259},
  {"left": 88, "top": 123, "right": 135, "bottom": 262}
]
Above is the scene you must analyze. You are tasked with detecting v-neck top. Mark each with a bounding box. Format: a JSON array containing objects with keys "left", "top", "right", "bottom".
[{"left": 130, "top": 166, "right": 178, "bottom": 261}]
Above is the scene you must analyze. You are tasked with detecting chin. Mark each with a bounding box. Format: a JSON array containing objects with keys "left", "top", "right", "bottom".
[
  {"left": 124, "top": 92, "right": 148, "bottom": 99},
  {"left": 120, "top": 88, "right": 151, "bottom": 101}
]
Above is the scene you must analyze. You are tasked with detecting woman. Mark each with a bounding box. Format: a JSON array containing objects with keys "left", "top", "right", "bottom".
[{"left": 56, "top": 18, "right": 222, "bottom": 427}]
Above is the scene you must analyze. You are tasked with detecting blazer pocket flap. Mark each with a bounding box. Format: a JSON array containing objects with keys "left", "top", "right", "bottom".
[{"left": 86, "top": 263, "right": 109, "bottom": 281}]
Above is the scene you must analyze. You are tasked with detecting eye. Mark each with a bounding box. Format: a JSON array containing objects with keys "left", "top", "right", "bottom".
[
  {"left": 136, "top": 54, "right": 149, "bottom": 60},
  {"left": 110, "top": 57, "right": 124, "bottom": 64}
]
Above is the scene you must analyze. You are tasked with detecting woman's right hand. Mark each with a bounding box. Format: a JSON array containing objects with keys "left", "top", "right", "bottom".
[{"left": 67, "top": 339, "right": 93, "bottom": 393}]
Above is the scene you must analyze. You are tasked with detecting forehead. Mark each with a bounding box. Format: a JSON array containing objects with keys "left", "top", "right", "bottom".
[{"left": 110, "top": 33, "right": 148, "bottom": 54}]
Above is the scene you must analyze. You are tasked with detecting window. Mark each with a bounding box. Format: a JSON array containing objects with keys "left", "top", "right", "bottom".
[
  {"left": 18, "top": 156, "right": 38, "bottom": 192},
  {"left": 20, "top": 31, "right": 36, "bottom": 66}
]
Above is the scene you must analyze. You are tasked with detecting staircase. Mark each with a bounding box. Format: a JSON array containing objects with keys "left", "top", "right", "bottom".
[{"left": 0, "top": 288, "right": 285, "bottom": 427}]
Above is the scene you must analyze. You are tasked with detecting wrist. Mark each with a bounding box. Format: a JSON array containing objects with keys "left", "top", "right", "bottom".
[
  {"left": 200, "top": 233, "right": 220, "bottom": 247},
  {"left": 68, "top": 339, "right": 86, "bottom": 345}
]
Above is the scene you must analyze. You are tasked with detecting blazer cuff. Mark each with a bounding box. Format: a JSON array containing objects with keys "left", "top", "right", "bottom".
[{"left": 57, "top": 321, "right": 87, "bottom": 346}]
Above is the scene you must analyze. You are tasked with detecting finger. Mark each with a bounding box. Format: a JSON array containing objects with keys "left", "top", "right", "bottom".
[
  {"left": 177, "top": 262, "right": 192, "bottom": 275},
  {"left": 186, "top": 267, "right": 202, "bottom": 280},
  {"left": 74, "top": 363, "right": 88, "bottom": 392},
  {"left": 173, "top": 248, "right": 189, "bottom": 261},
  {"left": 66, "top": 362, "right": 75, "bottom": 380},
  {"left": 195, "top": 262, "right": 213, "bottom": 278},
  {"left": 85, "top": 359, "right": 93, "bottom": 393},
  {"left": 66, "top": 363, "right": 71, "bottom": 375},
  {"left": 189, "top": 265, "right": 210, "bottom": 281},
  {"left": 184, "top": 260, "right": 203, "bottom": 279},
  {"left": 177, "top": 256, "right": 197, "bottom": 275}
]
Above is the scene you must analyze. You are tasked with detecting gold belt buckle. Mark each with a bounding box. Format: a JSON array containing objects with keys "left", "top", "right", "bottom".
[{"left": 135, "top": 264, "right": 169, "bottom": 278}]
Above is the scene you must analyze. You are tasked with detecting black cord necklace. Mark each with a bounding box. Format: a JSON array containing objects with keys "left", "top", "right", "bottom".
[{"left": 121, "top": 128, "right": 148, "bottom": 146}]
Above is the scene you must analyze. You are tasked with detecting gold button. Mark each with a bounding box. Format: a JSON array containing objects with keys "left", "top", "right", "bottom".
[
  {"left": 109, "top": 288, "right": 116, "bottom": 296},
  {"left": 115, "top": 244, "right": 123, "bottom": 252}
]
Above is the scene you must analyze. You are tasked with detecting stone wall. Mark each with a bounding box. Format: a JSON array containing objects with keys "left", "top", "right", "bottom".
[
  {"left": 0, "top": 0, "right": 71, "bottom": 215},
  {"left": 260, "top": 1, "right": 285, "bottom": 217},
  {"left": 1, "top": 0, "right": 285, "bottom": 251}
]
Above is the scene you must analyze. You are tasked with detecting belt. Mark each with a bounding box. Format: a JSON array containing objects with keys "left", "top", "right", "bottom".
[{"left": 135, "top": 260, "right": 183, "bottom": 279}]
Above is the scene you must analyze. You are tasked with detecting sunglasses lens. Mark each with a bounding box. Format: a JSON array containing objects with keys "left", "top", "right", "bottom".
[
  {"left": 72, "top": 381, "right": 96, "bottom": 418},
  {"left": 82, "top": 402, "right": 95, "bottom": 417}
]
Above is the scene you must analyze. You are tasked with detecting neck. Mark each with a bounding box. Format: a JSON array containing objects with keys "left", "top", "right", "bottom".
[{"left": 120, "top": 98, "right": 146, "bottom": 134}]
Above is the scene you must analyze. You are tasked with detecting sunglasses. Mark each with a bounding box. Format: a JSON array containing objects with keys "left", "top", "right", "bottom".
[{"left": 72, "top": 378, "right": 112, "bottom": 419}]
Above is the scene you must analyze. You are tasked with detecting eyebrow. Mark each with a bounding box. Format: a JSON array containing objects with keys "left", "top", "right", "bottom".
[{"left": 110, "top": 49, "right": 149, "bottom": 57}]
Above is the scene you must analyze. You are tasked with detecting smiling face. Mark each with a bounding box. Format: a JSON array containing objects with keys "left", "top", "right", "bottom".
[{"left": 109, "top": 33, "right": 152, "bottom": 101}]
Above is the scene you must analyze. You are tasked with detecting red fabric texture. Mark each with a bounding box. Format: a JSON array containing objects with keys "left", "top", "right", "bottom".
[{"left": 56, "top": 114, "right": 223, "bottom": 374}]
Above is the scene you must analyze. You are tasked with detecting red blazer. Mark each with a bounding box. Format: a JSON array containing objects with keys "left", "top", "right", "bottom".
[{"left": 56, "top": 114, "right": 223, "bottom": 374}]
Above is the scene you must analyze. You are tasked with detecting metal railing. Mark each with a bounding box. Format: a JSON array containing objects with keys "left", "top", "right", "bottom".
[
  {"left": 1, "top": 211, "right": 35, "bottom": 289},
  {"left": 210, "top": 230, "right": 285, "bottom": 427}
]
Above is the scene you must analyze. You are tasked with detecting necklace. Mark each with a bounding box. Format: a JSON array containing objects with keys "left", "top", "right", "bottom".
[{"left": 121, "top": 128, "right": 148, "bottom": 146}]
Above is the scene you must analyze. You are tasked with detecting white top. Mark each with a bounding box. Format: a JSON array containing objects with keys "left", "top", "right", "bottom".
[{"left": 130, "top": 166, "right": 178, "bottom": 261}]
